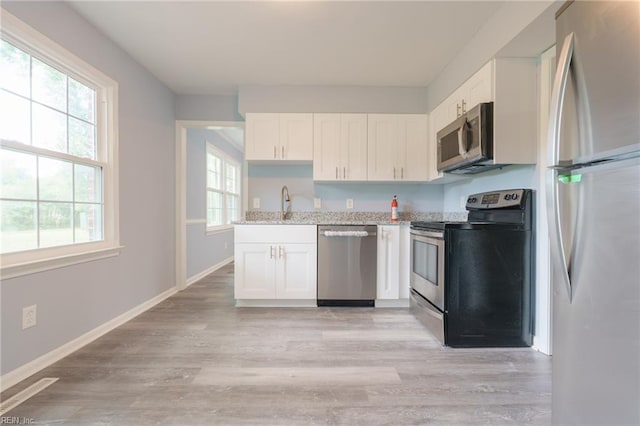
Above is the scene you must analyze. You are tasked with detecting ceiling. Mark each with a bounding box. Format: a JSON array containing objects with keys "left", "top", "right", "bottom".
[{"left": 68, "top": 1, "right": 508, "bottom": 96}]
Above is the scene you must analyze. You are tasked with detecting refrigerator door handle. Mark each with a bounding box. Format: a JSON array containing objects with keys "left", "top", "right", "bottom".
[
  {"left": 546, "top": 32, "right": 575, "bottom": 302},
  {"left": 548, "top": 32, "right": 574, "bottom": 166}
]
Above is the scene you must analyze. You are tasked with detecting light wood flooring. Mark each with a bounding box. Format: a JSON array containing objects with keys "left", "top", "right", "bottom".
[{"left": 2, "top": 263, "right": 551, "bottom": 425}]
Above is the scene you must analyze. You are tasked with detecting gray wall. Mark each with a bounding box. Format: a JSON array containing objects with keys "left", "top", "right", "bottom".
[
  {"left": 238, "top": 85, "right": 429, "bottom": 114},
  {"left": 248, "top": 165, "right": 444, "bottom": 213},
  {"left": 1, "top": 2, "right": 176, "bottom": 375},
  {"left": 442, "top": 166, "right": 538, "bottom": 212},
  {"left": 175, "top": 95, "right": 243, "bottom": 121},
  {"left": 186, "top": 128, "right": 242, "bottom": 279}
]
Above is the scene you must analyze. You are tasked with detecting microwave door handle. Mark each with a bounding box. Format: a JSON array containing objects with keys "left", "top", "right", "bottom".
[{"left": 457, "top": 121, "right": 469, "bottom": 158}]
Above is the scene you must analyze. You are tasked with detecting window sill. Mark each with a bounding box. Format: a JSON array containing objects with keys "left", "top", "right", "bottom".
[
  {"left": 0, "top": 245, "right": 124, "bottom": 280},
  {"left": 206, "top": 225, "right": 234, "bottom": 235}
]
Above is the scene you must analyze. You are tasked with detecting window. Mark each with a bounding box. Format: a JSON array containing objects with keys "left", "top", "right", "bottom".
[
  {"left": 0, "top": 12, "right": 119, "bottom": 278},
  {"left": 206, "top": 143, "right": 240, "bottom": 231}
]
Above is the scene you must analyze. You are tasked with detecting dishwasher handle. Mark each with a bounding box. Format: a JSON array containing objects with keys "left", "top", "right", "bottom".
[{"left": 322, "top": 230, "right": 375, "bottom": 238}]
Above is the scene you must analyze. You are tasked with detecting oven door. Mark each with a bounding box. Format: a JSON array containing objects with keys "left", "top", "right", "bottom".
[{"left": 409, "top": 228, "right": 445, "bottom": 311}]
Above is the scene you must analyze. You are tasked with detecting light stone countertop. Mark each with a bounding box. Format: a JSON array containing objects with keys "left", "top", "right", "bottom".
[
  {"left": 233, "top": 220, "right": 411, "bottom": 226},
  {"left": 234, "top": 211, "right": 467, "bottom": 226}
]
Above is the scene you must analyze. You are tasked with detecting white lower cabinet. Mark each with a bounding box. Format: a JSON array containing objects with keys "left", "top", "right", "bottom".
[
  {"left": 376, "top": 225, "right": 410, "bottom": 304},
  {"left": 377, "top": 226, "right": 400, "bottom": 300},
  {"left": 234, "top": 225, "right": 317, "bottom": 302}
]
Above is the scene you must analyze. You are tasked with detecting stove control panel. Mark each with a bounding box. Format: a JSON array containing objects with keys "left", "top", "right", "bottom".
[{"left": 466, "top": 189, "right": 526, "bottom": 209}]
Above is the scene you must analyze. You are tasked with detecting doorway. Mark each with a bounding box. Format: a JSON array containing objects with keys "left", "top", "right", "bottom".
[{"left": 175, "top": 121, "right": 245, "bottom": 291}]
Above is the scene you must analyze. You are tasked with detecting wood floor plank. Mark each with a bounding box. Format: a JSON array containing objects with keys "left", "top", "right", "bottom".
[
  {"left": 1, "top": 262, "right": 551, "bottom": 425},
  {"left": 193, "top": 366, "right": 402, "bottom": 386}
]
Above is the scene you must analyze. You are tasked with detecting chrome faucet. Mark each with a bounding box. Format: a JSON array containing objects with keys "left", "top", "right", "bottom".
[{"left": 281, "top": 185, "right": 291, "bottom": 220}]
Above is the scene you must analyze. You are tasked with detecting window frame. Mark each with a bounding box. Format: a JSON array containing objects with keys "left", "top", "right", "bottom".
[
  {"left": 205, "top": 143, "right": 240, "bottom": 233},
  {"left": 0, "top": 10, "right": 120, "bottom": 279}
]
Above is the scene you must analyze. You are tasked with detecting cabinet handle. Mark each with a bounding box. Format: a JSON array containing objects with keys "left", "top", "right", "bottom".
[
  {"left": 401, "top": 167, "right": 404, "bottom": 179},
  {"left": 393, "top": 167, "right": 396, "bottom": 179},
  {"left": 456, "top": 103, "right": 461, "bottom": 117},
  {"left": 273, "top": 146, "right": 277, "bottom": 159},
  {"left": 281, "top": 146, "right": 285, "bottom": 159},
  {"left": 461, "top": 99, "right": 467, "bottom": 114},
  {"left": 270, "top": 245, "right": 275, "bottom": 259},
  {"left": 343, "top": 167, "right": 346, "bottom": 179},
  {"left": 278, "top": 245, "right": 283, "bottom": 259},
  {"left": 336, "top": 166, "right": 338, "bottom": 179}
]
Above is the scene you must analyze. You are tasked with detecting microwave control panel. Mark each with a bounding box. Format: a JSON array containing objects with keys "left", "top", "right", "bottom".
[{"left": 466, "top": 189, "right": 526, "bottom": 209}]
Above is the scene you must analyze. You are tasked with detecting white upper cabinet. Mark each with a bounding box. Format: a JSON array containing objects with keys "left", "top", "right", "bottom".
[
  {"left": 245, "top": 113, "right": 280, "bottom": 161},
  {"left": 245, "top": 113, "right": 313, "bottom": 162},
  {"left": 313, "top": 113, "right": 367, "bottom": 181},
  {"left": 427, "top": 58, "right": 537, "bottom": 181},
  {"left": 367, "top": 114, "right": 428, "bottom": 182},
  {"left": 428, "top": 102, "right": 451, "bottom": 181}
]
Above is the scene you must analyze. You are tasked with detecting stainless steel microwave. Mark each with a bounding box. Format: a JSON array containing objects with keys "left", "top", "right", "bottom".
[{"left": 437, "top": 102, "right": 497, "bottom": 174}]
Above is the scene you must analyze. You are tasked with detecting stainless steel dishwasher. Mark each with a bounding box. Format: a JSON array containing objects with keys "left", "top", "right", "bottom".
[{"left": 317, "top": 225, "right": 377, "bottom": 307}]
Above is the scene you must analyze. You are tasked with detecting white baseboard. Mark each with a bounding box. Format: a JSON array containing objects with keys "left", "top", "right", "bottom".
[
  {"left": 235, "top": 299, "right": 317, "bottom": 308},
  {"left": 186, "top": 256, "right": 233, "bottom": 287},
  {"left": 0, "top": 287, "right": 177, "bottom": 393},
  {"left": 375, "top": 298, "right": 410, "bottom": 308}
]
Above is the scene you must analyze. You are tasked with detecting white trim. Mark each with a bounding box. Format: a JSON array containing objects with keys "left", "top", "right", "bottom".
[
  {"left": 0, "top": 9, "right": 120, "bottom": 274},
  {"left": 531, "top": 44, "right": 556, "bottom": 356},
  {"left": 0, "top": 377, "right": 58, "bottom": 415},
  {"left": 235, "top": 299, "right": 317, "bottom": 307},
  {"left": 0, "top": 245, "right": 123, "bottom": 280},
  {"left": 0, "top": 287, "right": 176, "bottom": 393},
  {"left": 176, "top": 124, "right": 187, "bottom": 291},
  {"left": 206, "top": 225, "right": 233, "bottom": 235},
  {"left": 175, "top": 120, "right": 245, "bottom": 293},
  {"left": 185, "top": 256, "right": 233, "bottom": 287},
  {"left": 186, "top": 218, "right": 207, "bottom": 225},
  {"left": 375, "top": 299, "right": 410, "bottom": 308},
  {"left": 0, "top": 9, "right": 116, "bottom": 89}
]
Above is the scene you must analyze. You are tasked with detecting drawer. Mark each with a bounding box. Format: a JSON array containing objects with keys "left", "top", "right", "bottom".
[{"left": 234, "top": 225, "right": 317, "bottom": 244}]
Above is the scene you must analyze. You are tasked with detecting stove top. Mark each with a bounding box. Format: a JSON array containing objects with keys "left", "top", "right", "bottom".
[{"left": 411, "top": 189, "right": 534, "bottom": 231}]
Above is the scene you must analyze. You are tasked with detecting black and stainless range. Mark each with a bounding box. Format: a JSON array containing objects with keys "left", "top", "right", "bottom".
[{"left": 410, "top": 189, "right": 534, "bottom": 347}]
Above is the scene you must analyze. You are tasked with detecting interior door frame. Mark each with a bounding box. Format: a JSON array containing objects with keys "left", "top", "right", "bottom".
[{"left": 175, "top": 120, "right": 246, "bottom": 291}]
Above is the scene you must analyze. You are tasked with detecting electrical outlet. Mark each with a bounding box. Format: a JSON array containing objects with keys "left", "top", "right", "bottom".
[
  {"left": 22, "top": 304, "right": 37, "bottom": 330},
  {"left": 346, "top": 199, "right": 354, "bottom": 209},
  {"left": 314, "top": 198, "right": 321, "bottom": 209},
  {"left": 252, "top": 197, "right": 260, "bottom": 209}
]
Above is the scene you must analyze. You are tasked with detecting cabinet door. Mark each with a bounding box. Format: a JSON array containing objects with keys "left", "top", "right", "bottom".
[
  {"left": 398, "top": 225, "right": 410, "bottom": 299},
  {"left": 377, "top": 226, "right": 400, "bottom": 300},
  {"left": 234, "top": 243, "right": 276, "bottom": 299},
  {"left": 341, "top": 114, "right": 368, "bottom": 181},
  {"left": 398, "top": 115, "right": 428, "bottom": 181},
  {"left": 446, "top": 88, "right": 465, "bottom": 120},
  {"left": 464, "top": 60, "right": 494, "bottom": 109},
  {"left": 428, "top": 103, "right": 450, "bottom": 181},
  {"left": 280, "top": 113, "right": 313, "bottom": 161},
  {"left": 313, "top": 114, "right": 341, "bottom": 180},
  {"left": 276, "top": 243, "right": 317, "bottom": 299},
  {"left": 245, "top": 113, "right": 280, "bottom": 161},
  {"left": 367, "top": 114, "right": 398, "bottom": 181}
]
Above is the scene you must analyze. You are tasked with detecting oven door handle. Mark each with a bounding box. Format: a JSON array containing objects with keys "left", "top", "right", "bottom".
[{"left": 410, "top": 229, "right": 444, "bottom": 240}]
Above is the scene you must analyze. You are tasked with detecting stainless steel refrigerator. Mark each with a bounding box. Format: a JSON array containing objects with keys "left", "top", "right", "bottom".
[{"left": 548, "top": 1, "right": 640, "bottom": 424}]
